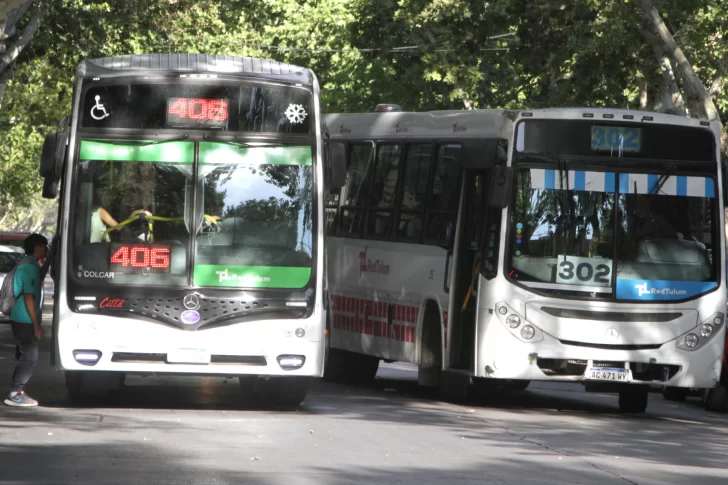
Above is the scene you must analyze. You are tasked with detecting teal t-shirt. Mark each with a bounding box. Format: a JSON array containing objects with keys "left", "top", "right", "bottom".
[{"left": 9, "top": 256, "right": 41, "bottom": 324}]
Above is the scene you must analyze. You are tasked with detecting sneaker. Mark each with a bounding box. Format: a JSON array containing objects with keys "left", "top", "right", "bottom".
[{"left": 4, "top": 391, "right": 39, "bottom": 407}]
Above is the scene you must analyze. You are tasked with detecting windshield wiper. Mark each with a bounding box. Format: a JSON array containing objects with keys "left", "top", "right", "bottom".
[
  {"left": 648, "top": 165, "right": 675, "bottom": 197},
  {"left": 108, "top": 134, "right": 189, "bottom": 146}
]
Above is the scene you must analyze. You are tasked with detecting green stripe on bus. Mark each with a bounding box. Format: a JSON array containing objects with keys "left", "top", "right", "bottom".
[
  {"left": 193, "top": 265, "right": 312, "bottom": 288},
  {"left": 79, "top": 140, "right": 195, "bottom": 163},
  {"left": 199, "top": 142, "right": 312, "bottom": 166}
]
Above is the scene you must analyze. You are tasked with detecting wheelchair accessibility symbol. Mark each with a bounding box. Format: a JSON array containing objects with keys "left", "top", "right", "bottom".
[{"left": 90, "top": 95, "right": 110, "bottom": 120}]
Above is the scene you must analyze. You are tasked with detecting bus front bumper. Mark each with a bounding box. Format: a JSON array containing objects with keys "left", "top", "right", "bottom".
[
  {"left": 56, "top": 312, "right": 325, "bottom": 377},
  {"left": 477, "top": 313, "right": 724, "bottom": 389}
]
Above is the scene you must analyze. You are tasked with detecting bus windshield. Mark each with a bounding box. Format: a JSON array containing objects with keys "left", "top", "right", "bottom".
[
  {"left": 194, "top": 142, "right": 314, "bottom": 289},
  {"left": 71, "top": 140, "right": 314, "bottom": 289},
  {"left": 507, "top": 167, "right": 718, "bottom": 300}
]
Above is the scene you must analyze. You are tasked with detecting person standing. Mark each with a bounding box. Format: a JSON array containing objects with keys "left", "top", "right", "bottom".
[{"left": 4, "top": 234, "right": 50, "bottom": 407}]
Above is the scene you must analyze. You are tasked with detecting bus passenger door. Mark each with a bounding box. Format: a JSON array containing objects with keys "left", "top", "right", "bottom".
[{"left": 447, "top": 170, "right": 488, "bottom": 371}]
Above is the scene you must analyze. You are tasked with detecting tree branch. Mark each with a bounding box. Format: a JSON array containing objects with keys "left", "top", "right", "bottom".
[
  {"left": 0, "top": 0, "right": 49, "bottom": 76},
  {"left": 637, "top": 25, "right": 686, "bottom": 115},
  {"left": 634, "top": 0, "right": 722, "bottom": 127},
  {"left": 1, "top": 0, "right": 35, "bottom": 40}
]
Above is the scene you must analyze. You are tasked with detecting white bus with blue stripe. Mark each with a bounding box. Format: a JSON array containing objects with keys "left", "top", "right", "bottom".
[
  {"left": 324, "top": 107, "right": 725, "bottom": 413},
  {"left": 489, "top": 108, "right": 725, "bottom": 412}
]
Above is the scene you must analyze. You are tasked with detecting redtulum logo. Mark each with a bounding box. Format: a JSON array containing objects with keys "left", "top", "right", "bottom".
[
  {"left": 359, "top": 246, "right": 391, "bottom": 277},
  {"left": 453, "top": 122, "right": 467, "bottom": 133},
  {"left": 340, "top": 125, "right": 352, "bottom": 134},
  {"left": 395, "top": 123, "right": 408, "bottom": 133},
  {"left": 99, "top": 297, "right": 125, "bottom": 309}
]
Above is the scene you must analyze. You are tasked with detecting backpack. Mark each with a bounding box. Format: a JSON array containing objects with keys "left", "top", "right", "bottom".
[{"left": 0, "top": 258, "right": 33, "bottom": 316}]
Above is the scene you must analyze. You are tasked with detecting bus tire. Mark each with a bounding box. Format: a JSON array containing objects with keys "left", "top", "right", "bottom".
[
  {"left": 239, "top": 376, "right": 311, "bottom": 408},
  {"left": 439, "top": 370, "right": 471, "bottom": 402},
  {"left": 501, "top": 379, "right": 531, "bottom": 391},
  {"left": 662, "top": 386, "right": 689, "bottom": 402},
  {"left": 324, "top": 349, "right": 379, "bottom": 385},
  {"left": 618, "top": 385, "right": 649, "bottom": 413},
  {"left": 703, "top": 384, "right": 728, "bottom": 413},
  {"left": 66, "top": 371, "right": 124, "bottom": 406},
  {"left": 418, "top": 301, "right": 442, "bottom": 387}
]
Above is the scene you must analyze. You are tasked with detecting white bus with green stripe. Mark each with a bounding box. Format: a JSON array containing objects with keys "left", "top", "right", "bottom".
[
  {"left": 39, "top": 54, "right": 337, "bottom": 406},
  {"left": 324, "top": 107, "right": 726, "bottom": 413}
]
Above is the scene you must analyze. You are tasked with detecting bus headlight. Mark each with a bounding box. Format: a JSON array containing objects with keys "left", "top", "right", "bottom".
[
  {"left": 494, "top": 302, "right": 544, "bottom": 343},
  {"left": 685, "top": 333, "right": 699, "bottom": 348},
  {"left": 521, "top": 325, "right": 536, "bottom": 340},
  {"left": 677, "top": 313, "right": 722, "bottom": 351}
]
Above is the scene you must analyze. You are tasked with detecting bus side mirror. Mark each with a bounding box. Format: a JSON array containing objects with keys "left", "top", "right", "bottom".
[
  {"left": 488, "top": 165, "right": 513, "bottom": 208},
  {"left": 39, "top": 132, "right": 58, "bottom": 178},
  {"left": 329, "top": 141, "right": 347, "bottom": 189},
  {"left": 39, "top": 129, "right": 67, "bottom": 180}
]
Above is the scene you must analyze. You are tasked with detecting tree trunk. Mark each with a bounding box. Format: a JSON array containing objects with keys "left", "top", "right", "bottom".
[
  {"left": 634, "top": 0, "right": 722, "bottom": 127},
  {"left": 0, "top": 0, "right": 49, "bottom": 108},
  {"left": 637, "top": 26, "right": 686, "bottom": 116}
]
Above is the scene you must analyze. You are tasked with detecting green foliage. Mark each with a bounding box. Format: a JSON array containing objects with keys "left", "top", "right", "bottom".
[{"left": 1, "top": 0, "right": 727, "bottom": 217}]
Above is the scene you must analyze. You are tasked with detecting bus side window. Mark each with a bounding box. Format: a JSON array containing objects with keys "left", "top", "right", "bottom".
[
  {"left": 338, "top": 143, "right": 374, "bottom": 237},
  {"left": 426, "top": 144, "right": 462, "bottom": 247},
  {"left": 396, "top": 144, "right": 432, "bottom": 242},
  {"left": 366, "top": 144, "right": 402, "bottom": 239},
  {"left": 325, "top": 188, "right": 340, "bottom": 236}
]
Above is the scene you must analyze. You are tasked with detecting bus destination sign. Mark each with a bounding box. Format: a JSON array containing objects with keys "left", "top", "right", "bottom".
[{"left": 166, "top": 97, "right": 229, "bottom": 128}]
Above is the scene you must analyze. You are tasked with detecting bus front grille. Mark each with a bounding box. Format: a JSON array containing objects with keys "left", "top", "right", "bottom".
[{"left": 111, "top": 352, "right": 267, "bottom": 366}]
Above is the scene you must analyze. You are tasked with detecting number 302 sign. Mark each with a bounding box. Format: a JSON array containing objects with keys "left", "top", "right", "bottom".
[{"left": 553, "top": 256, "right": 612, "bottom": 286}]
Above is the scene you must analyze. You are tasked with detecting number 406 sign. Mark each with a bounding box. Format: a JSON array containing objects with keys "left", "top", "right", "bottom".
[{"left": 554, "top": 256, "right": 612, "bottom": 286}]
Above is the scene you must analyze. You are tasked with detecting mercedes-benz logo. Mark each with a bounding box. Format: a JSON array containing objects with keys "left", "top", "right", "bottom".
[
  {"left": 183, "top": 294, "right": 200, "bottom": 310},
  {"left": 606, "top": 328, "right": 619, "bottom": 340}
]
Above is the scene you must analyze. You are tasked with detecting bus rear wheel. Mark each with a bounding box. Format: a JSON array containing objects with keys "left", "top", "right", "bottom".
[
  {"left": 323, "top": 349, "right": 379, "bottom": 385},
  {"left": 618, "top": 385, "right": 648, "bottom": 413},
  {"left": 662, "top": 386, "right": 689, "bottom": 402},
  {"left": 239, "top": 376, "right": 311, "bottom": 409}
]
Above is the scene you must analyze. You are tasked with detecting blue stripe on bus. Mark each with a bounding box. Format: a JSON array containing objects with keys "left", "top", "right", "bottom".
[
  {"left": 618, "top": 173, "right": 629, "bottom": 194},
  {"left": 544, "top": 170, "right": 555, "bottom": 189},
  {"left": 604, "top": 172, "right": 615, "bottom": 192},
  {"left": 676, "top": 176, "right": 687, "bottom": 196},
  {"left": 648, "top": 174, "right": 659, "bottom": 194},
  {"left": 705, "top": 178, "right": 715, "bottom": 198},
  {"left": 574, "top": 171, "right": 585, "bottom": 191}
]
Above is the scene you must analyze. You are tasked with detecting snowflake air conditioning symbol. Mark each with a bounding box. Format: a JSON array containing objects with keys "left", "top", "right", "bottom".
[{"left": 285, "top": 104, "right": 308, "bottom": 124}]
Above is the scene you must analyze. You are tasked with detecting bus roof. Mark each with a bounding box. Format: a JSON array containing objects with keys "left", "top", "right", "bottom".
[
  {"left": 517, "top": 107, "right": 721, "bottom": 132},
  {"left": 323, "top": 109, "right": 514, "bottom": 141},
  {"left": 78, "top": 53, "right": 313, "bottom": 85}
]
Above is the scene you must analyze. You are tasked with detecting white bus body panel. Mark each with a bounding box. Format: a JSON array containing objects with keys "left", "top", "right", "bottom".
[
  {"left": 476, "top": 274, "right": 725, "bottom": 388},
  {"left": 56, "top": 307, "right": 324, "bottom": 376},
  {"left": 327, "top": 237, "right": 449, "bottom": 365}
]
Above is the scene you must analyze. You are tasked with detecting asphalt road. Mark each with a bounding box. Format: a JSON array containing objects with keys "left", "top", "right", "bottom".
[{"left": 1, "top": 306, "right": 727, "bottom": 485}]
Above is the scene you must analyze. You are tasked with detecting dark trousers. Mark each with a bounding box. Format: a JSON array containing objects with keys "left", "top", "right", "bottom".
[{"left": 9, "top": 322, "right": 38, "bottom": 393}]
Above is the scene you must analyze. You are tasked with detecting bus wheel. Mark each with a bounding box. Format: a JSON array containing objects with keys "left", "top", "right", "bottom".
[
  {"left": 239, "top": 376, "right": 311, "bottom": 409},
  {"left": 439, "top": 370, "right": 471, "bottom": 402},
  {"left": 703, "top": 384, "right": 728, "bottom": 413},
  {"left": 662, "top": 386, "right": 689, "bottom": 402},
  {"left": 618, "top": 385, "right": 649, "bottom": 413},
  {"left": 324, "top": 349, "right": 379, "bottom": 385},
  {"left": 501, "top": 379, "right": 531, "bottom": 391},
  {"left": 66, "top": 371, "right": 124, "bottom": 406}
]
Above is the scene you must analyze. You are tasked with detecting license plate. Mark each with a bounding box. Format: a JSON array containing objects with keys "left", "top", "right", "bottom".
[
  {"left": 167, "top": 348, "right": 211, "bottom": 364},
  {"left": 587, "top": 367, "right": 630, "bottom": 382}
]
